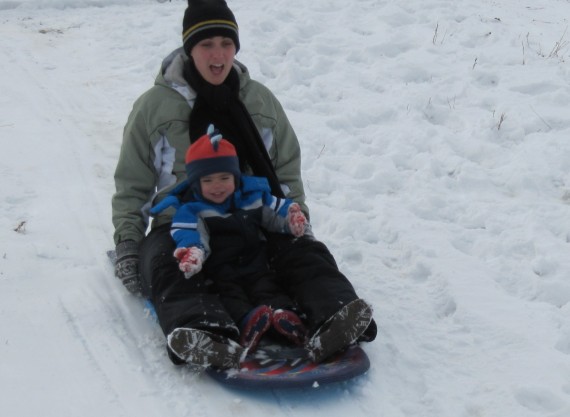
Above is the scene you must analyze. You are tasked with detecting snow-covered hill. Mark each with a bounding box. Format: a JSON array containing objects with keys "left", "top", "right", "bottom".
[{"left": 1, "top": 0, "right": 570, "bottom": 416}]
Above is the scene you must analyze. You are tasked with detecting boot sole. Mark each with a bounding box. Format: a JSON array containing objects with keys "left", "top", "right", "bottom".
[
  {"left": 306, "top": 299, "right": 373, "bottom": 363},
  {"left": 168, "top": 328, "right": 244, "bottom": 369}
]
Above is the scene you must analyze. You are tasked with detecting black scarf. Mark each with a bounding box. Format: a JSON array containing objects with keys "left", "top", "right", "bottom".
[{"left": 184, "top": 60, "right": 284, "bottom": 198}]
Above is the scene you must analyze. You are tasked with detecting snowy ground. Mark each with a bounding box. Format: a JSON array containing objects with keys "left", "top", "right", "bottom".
[{"left": 1, "top": 0, "right": 570, "bottom": 416}]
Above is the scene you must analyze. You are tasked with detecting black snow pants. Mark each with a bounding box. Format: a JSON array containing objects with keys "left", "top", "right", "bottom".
[
  {"left": 267, "top": 232, "right": 377, "bottom": 340},
  {"left": 139, "top": 224, "right": 377, "bottom": 365},
  {"left": 138, "top": 224, "right": 240, "bottom": 343}
]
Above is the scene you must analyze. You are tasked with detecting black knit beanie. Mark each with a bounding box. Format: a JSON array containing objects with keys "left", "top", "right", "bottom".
[{"left": 182, "top": 0, "right": 240, "bottom": 55}]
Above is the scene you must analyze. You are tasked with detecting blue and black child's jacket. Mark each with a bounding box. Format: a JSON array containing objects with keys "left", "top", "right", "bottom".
[{"left": 151, "top": 175, "right": 307, "bottom": 324}]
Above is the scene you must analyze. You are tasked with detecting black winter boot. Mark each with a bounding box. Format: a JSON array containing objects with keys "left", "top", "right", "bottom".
[
  {"left": 306, "top": 299, "right": 373, "bottom": 363},
  {"left": 167, "top": 328, "right": 245, "bottom": 369}
]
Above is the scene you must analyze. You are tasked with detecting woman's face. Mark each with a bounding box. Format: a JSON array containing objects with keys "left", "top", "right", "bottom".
[{"left": 191, "top": 36, "right": 236, "bottom": 85}]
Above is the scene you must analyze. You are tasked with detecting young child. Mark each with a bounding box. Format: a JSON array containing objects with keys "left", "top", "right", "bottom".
[{"left": 151, "top": 125, "right": 309, "bottom": 351}]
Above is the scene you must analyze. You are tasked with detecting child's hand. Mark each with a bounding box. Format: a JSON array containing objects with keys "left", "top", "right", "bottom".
[
  {"left": 287, "top": 203, "right": 307, "bottom": 237},
  {"left": 174, "top": 247, "right": 205, "bottom": 278}
]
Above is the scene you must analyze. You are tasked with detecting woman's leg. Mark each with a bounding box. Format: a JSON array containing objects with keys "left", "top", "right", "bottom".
[{"left": 268, "top": 235, "right": 360, "bottom": 327}]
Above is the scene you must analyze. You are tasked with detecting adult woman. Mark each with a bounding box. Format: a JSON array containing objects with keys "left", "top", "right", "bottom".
[{"left": 112, "top": 0, "right": 376, "bottom": 369}]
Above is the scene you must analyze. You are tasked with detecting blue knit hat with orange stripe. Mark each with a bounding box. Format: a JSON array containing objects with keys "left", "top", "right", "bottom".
[{"left": 182, "top": 0, "right": 240, "bottom": 55}]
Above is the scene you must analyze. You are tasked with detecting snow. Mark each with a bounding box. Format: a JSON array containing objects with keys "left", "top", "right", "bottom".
[{"left": 1, "top": 0, "right": 570, "bottom": 415}]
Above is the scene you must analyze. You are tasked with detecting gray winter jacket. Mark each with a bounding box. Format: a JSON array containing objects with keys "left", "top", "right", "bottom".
[{"left": 112, "top": 48, "right": 307, "bottom": 244}]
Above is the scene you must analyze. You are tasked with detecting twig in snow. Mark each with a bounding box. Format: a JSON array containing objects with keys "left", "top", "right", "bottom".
[
  {"left": 548, "top": 27, "right": 568, "bottom": 59},
  {"left": 433, "top": 23, "right": 439, "bottom": 45},
  {"left": 14, "top": 221, "right": 27, "bottom": 234},
  {"left": 530, "top": 105, "right": 552, "bottom": 130},
  {"left": 496, "top": 112, "right": 507, "bottom": 130}
]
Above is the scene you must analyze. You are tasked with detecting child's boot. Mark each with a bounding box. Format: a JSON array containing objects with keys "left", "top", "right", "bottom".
[
  {"left": 272, "top": 309, "right": 307, "bottom": 346},
  {"left": 239, "top": 305, "right": 273, "bottom": 351}
]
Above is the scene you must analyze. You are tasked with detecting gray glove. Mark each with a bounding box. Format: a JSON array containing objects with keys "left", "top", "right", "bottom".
[{"left": 114, "top": 240, "right": 142, "bottom": 294}]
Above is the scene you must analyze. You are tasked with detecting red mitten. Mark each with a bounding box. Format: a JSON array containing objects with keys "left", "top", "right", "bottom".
[
  {"left": 173, "top": 247, "right": 205, "bottom": 278},
  {"left": 287, "top": 203, "right": 307, "bottom": 237}
]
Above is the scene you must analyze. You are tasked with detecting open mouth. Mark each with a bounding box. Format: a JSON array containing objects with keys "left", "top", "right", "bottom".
[{"left": 210, "top": 64, "right": 224, "bottom": 75}]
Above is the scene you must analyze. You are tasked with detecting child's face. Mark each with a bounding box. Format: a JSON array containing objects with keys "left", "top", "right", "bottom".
[{"left": 200, "top": 172, "right": 235, "bottom": 204}]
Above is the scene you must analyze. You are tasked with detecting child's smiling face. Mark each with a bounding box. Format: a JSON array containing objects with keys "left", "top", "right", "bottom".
[{"left": 200, "top": 172, "right": 235, "bottom": 203}]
